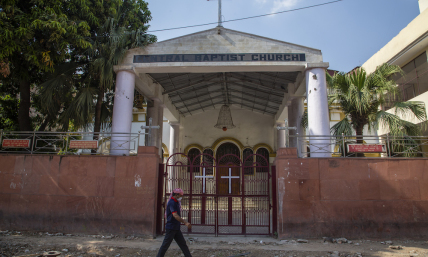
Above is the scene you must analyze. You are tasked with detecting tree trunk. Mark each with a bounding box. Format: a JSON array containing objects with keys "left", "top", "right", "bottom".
[
  {"left": 355, "top": 124, "right": 364, "bottom": 157},
  {"left": 355, "top": 125, "right": 364, "bottom": 144},
  {"left": 63, "top": 118, "right": 69, "bottom": 132},
  {"left": 93, "top": 89, "right": 104, "bottom": 141},
  {"left": 18, "top": 80, "right": 32, "bottom": 131},
  {"left": 38, "top": 116, "right": 50, "bottom": 132}
]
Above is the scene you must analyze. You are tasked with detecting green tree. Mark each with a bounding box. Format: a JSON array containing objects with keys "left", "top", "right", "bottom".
[
  {"left": 0, "top": 0, "right": 94, "bottom": 131},
  {"left": 0, "top": 81, "right": 19, "bottom": 131},
  {"left": 327, "top": 64, "right": 427, "bottom": 140},
  {"left": 39, "top": 0, "right": 156, "bottom": 136}
]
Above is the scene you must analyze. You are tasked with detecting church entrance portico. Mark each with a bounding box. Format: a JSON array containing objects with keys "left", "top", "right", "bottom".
[{"left": 112, "top": 27, "right": 332, "bottom": 160}]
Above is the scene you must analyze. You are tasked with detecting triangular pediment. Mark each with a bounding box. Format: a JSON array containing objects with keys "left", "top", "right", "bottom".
[{"left": 128, "top": 27, "right": 323, "bottom": 63}]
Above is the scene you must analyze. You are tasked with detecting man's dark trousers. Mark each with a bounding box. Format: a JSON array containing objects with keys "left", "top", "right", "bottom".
[{"left": 156, "top": 229, "right": 192, "bottom": 257}]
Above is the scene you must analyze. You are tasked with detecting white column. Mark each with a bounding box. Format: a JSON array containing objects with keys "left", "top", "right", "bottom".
[
  {"left": 276, "top": 121, "right": 286, "bottom": 148},
  {"left": 158, "top": 102, "right": 164, "bottom": 160},
  {"left": 306, "top": 65, "right": 331, "bottom": 157},
  {"left": 111, "top": 70, "right": 135, "bottom": 156},
  {"left": 146, "top": 99, "right": 163, "bottom": 158},
  {"left": 288, "top": 97, "right": 304, "bottom": 149},
  {"left": 169, "top": 122, "right": 180, "bottom": 156}
]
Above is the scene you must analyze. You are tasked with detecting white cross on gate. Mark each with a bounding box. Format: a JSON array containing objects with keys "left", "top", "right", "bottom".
[
  {"left": 194, "top": 167, "right": 214, "bottom": 193},
  {"left": 220, "top": 167, "right": 240, "bottom": 194}
]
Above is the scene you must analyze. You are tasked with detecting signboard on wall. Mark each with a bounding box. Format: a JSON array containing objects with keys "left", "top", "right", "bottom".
[
  {"left": 347, "top": 144, "right": 386, "bottom": 153},
  {"left": 2, "top": 139, "right": 31, "bottom": 148},
  {"left": 69, "top": 140, "right": 99, "bottom": 149},
  {"left": 134, "top": 53, "right": 306, "bottom": 63}
]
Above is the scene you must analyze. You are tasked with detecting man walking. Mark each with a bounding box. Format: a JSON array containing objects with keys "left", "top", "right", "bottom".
[{"left": 157, "top": 188, "right": 192, "bottom": 257}]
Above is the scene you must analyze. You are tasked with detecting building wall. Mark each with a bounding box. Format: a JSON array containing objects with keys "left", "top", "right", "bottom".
[
  {"left": 0, "top": 148, "right": 160, "bottom": 236},
  {"left": 181, "top": 108, "right": 275, "bottom": 152},
  {"left": 275, "top": 149, "right": 428, "bottom": 238}
]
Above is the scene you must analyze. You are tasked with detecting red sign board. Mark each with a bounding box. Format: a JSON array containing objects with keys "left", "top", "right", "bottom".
[
  {"left": 2, "top": 139, "right": 31, "bottom": 148},
  {"left": 347, "top": 144, "right": 386, "bottom": 153},
  {"left": 69, "top": 140, "right": 98, "bottom": 149}
]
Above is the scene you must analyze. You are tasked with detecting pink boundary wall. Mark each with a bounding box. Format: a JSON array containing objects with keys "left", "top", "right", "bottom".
[
  {"left": 0, "top": 147, "right": 160, "bottom": 236},
  {"left": 274, "top": 148, "right": 428, "bottom": 238}
]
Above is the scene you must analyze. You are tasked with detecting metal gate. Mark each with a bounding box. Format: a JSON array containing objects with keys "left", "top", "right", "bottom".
[{"left": 161, "top": 152, "right": 273, "bottom": 236}]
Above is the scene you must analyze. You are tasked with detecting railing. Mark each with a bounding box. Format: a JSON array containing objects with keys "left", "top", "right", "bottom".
[
  {"left": 290, "top": 135, "right": 428, "bottom": 158},
  {"left": 0, "top": 130, "right": 149, "bottom": 155}
]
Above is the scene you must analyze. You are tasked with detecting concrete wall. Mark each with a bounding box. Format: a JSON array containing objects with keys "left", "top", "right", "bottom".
[
  {"left": 0, "top": 147, "right": 160, "bottom": 236},
  {"left": 275, "top": 148, "right": 428, "bottom": 238}
]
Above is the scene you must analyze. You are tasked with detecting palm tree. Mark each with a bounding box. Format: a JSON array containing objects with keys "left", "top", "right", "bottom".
[
  {"left": 87, "top": 11, "right": 156, "bottom": 140},
  {"left": 327, "top": 64, "right": 427, "bottom": 140}
]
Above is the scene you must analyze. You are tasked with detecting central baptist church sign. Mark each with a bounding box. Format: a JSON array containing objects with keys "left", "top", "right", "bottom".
[{"left": 134, "top": 53, "right": 306, "bottom": 63}]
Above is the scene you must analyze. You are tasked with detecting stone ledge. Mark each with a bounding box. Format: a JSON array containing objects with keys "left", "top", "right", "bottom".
[
  {"left": 305, "top": 62, "right": 329, "bottom": 69},
  {"left": 137, "top": 146, "right": 159, "bottom": 156},
  {"left": 276, "top": 148, "right": 298, "bottom": 158}
]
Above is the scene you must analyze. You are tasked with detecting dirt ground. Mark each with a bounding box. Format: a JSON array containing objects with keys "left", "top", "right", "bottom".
[{"left": 1, "top": 230, "right": 428, "bottom": 257}]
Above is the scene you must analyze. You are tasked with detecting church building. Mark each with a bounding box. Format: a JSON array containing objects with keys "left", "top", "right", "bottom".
[
  {"left": 112, "top": 26, "right": 331, "bottom": 160},
  {"left": 110, "top": 23, "right": 332, "bottom": 235}
]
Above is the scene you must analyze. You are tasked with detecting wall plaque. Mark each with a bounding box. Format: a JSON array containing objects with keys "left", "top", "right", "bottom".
[
  {"left": 2, "top": 139, "right": 31, "bottom": 148},
  {"left": 347, "top": 144, "right": 386, "bottom": 153},
  {"left": 69, "top": 140, "right": 99, "bottom": 149}
]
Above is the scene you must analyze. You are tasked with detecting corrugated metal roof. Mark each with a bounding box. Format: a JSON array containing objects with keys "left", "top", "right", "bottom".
[{"left": 148, "top": 72, "right": 299, "bottom": 116}]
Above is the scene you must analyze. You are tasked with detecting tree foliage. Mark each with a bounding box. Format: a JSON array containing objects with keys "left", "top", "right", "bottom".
[
  {"left": 0, "top": 0, "right": 156, "bottom": 132},
  {"left": 327, "top": 64, "right": 427, "bottom": 139}
]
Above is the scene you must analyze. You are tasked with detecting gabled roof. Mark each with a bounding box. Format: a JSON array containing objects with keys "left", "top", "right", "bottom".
[{"left": 127, "top": 26, "right": 323, "bottom": 62}]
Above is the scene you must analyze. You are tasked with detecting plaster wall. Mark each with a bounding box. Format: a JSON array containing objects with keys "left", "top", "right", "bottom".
[
  {"left": 0, "top": 148, "right": 160, "bottom": 236},
  {"left": 420, "top": 0, "right": 428, "bottom": 13},
  {"left": 162, "top": 122, "right": 171, "bottom": 150},
  {"left": 274, "top": 148, "right": 428, "bottom": 238},
  {"left": 181, "top": 108, "right": 275, "bottom": 151}
]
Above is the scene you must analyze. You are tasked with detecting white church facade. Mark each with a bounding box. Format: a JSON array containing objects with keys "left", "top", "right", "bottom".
[{"left": 112, "top": 26, "right": 332, "bottom": 161}]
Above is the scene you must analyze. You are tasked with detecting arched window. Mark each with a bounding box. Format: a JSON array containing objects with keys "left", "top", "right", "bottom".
[
  {"left": 256, "top": 148, "right": 269, "bottom": 172},
  {"left": 203, "top": 148, "right": 214, "bottom": 175},
  {"left": 216, "top": 142, "right": 240, "bottom": 161},
  {"left": 188, "top": 148, "right": 201, "bottom": 173},
  {"left": 243, "top": 148, "right": 254, "bottom": 175}
]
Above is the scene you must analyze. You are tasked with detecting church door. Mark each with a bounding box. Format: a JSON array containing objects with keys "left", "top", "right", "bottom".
[
  {"left": 216, "top": 143, "right": 241, "bottom": 195},
  {"left": 216, "top": 143, "right": 242, "bottom": 235}
]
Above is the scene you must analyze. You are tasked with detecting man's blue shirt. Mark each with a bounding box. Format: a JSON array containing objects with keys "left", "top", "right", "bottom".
[{"left": 165, "top": 197, "right": 181, "bottom": 230}]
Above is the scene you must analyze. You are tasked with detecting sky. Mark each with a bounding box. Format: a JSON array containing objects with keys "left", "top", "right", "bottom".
[{"left": 144, "top": 0, "right": 421, "bottom": 72}]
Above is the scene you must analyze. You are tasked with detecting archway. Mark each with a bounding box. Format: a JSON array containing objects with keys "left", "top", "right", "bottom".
[{"left": 216, "top": 142, "right": 241, "bottom": 195}]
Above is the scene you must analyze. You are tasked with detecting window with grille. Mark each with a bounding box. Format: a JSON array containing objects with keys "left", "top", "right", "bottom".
[
  {"left": 243, "top": 148, "right": 254, "bottom": 175},
  {"left": 188, "top": 148, "right": 201, "bottom": 173},
  {"left": 256, "top": 148, "right": 269, "bottom": 173},
  {"left": 203, "top": 149, "right": 214, "bottom": 175},
  {"left": 216, "top": 142, "right": 240, "bottom": 165}
]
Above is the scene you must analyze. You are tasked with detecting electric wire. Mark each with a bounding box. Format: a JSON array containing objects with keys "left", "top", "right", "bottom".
[{"left": 146, "top": 0, "right": 344, "bottom": 33}]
